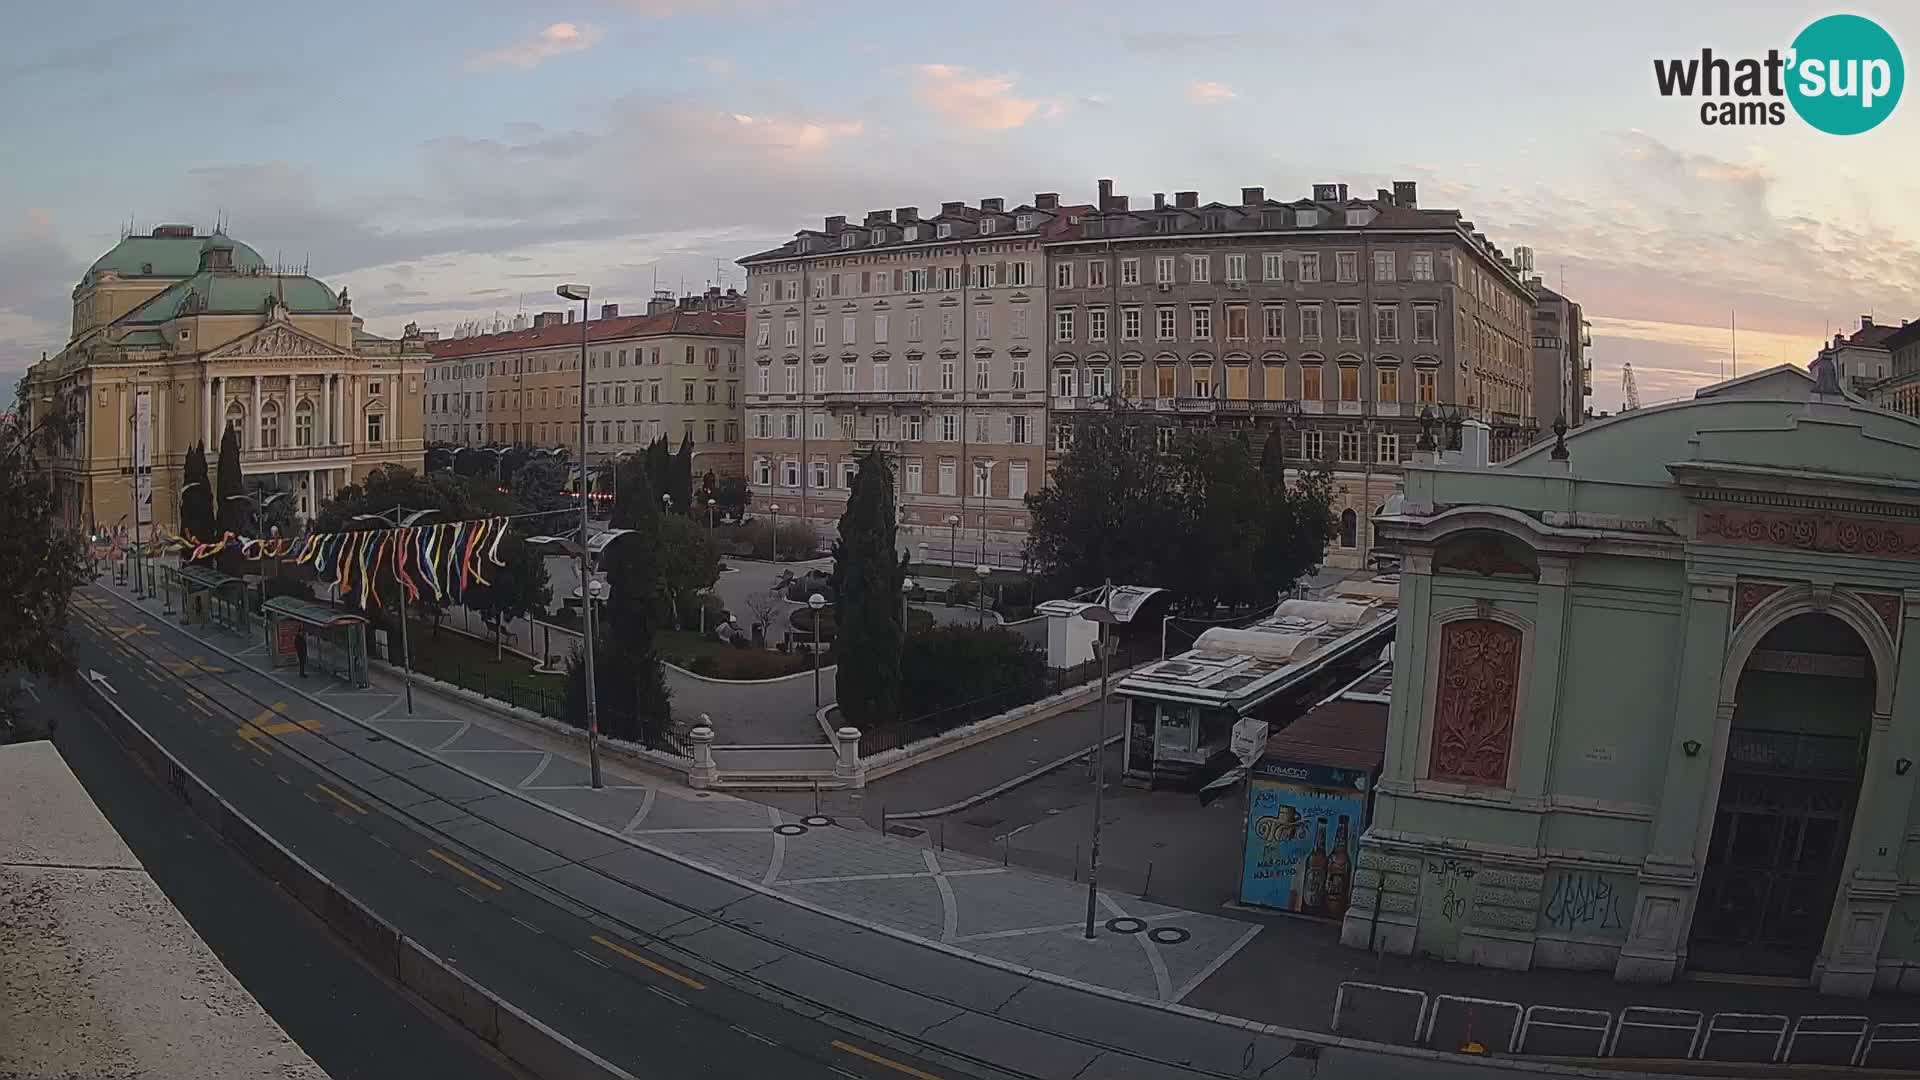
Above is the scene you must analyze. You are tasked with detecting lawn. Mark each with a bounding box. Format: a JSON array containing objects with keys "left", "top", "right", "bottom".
[
  {"left": 657, "top": 630, "right": 814, "bottom": 679},
  {"left": 909, "top": 563, "right": 1030, "bottom": 587}
]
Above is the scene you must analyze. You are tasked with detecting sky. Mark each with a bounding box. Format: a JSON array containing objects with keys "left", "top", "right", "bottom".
[{"left": 4, "top": 0, "right": 1919, "bottom": 413}]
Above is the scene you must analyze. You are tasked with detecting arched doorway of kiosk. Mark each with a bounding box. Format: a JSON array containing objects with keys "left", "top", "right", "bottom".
[{"left": 1689, "top": 613, "right": 1876, "bottom": 979}]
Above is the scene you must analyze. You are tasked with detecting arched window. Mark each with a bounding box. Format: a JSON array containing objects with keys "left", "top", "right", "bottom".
[
  {"left": 259, "top": 400, "right": 280, "bottom": 449},
  {"left": 295, "top": 399, "right": 314, "bottom": 447},
  {"left": 1339, "top": 507, "right": 1357, "bottom": 548},
  {"left": 224, "top": 401, "right": 246, "bottom": 448}
]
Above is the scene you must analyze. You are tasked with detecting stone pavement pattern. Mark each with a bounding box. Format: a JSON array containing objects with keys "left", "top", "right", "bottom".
[{"left": 94, "top": 580, "right": 1260, "bottom": 1010}]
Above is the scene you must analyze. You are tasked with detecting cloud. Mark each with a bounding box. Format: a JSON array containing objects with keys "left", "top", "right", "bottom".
[
  {"left": 695, "top": 56, "right": 737, "bottom": 76},
  {"left": 912, "top": 64, "right": 1048, "bottom": 130},
  {"left": 1185, "top": 81, "right": 1236, "bottom": 105},
  {"left": 0, "top": 209, "right": 80, "bottom": 364},
  {"left": 467, "top": 23, "right": 604, "bottom": 71}
]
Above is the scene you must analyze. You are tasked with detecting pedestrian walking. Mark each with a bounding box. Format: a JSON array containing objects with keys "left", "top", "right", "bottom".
[{"left": 294, "top": 626, "right": 309, "bottom": 678}]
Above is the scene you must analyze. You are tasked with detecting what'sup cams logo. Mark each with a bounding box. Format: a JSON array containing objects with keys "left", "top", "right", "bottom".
[{"left": 1654, "top": 14, "right": 1903, "bottom": 134}]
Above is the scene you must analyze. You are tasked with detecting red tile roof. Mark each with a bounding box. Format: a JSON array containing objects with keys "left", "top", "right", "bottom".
[
  {"left": 426, "top": 310, "right": 743, "bottom": 362},
  {"left": 1261, "top": 699, "right": 1388, "bottom": 772}
]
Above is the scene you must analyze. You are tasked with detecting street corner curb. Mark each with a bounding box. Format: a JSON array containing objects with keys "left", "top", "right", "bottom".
[
  {"left": 385, "top": 665, "right": 693, "bottom": 774},
  {"left": 75, "top": 670, "right": 639, "bottom": 1080}
]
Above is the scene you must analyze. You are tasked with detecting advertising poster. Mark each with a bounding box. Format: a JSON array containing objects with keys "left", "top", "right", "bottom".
[
  {"left": 1241, "top": 763, "right": 1369, "bottom": 919},
  {"left": 134, "top": 389, "right": 153, "bottom": 526}
]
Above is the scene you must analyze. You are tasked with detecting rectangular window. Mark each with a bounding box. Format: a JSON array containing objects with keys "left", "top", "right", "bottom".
[
  {"left": 1009, "top": 308, "right": 1027, "bottom": 338},
  {"left": 1055, "top": 308, "right": 1075, "bottom": 343},
  {"left": 1156, "top": 255, "right": 1176, "bottom": 283},
  {"left": 908, "top": 362, "right": 922, "bottom": 390},
  {"left": 1089, "top": 307, "right": 1108, "bottom": 342},
  {"left": 1009, "top": 260, "right": 1030, "bottom": 287},
  {"left": 842, "top": 315, "right": 856, "bottom": 344},
  {"left": 973, "top": 463, "right": 991, "bottom": 498},
  {"left": 905, "top": 460, "right": 923, "bottom": 493},
  {"left": 1339, "top": 430, "right": 1361, "bottom": 462},
  {"left": 1088, "top": 259, "right": 1107, "bottom": 288},
  {"left": 1188, "top": 255, "right": 1210, "bottom": 283},
  {"left": 755, "top": 457, "right": 772, "bottom": 485},
  {"left": 1263, "top": 253, "right": 1283, "bottom": 281},
  {"left": 842, "top": 363, "right": 856, "bottom": 391},
  {"left": 1122, "top": 307, "right": 1142, "bottom": 341},
  {"left": 973, "top": 412, "right": 990, "bottom": 443},
  {"left": 812, "top": 321, "right": 826, "bottom": 347},
  {"left": 783, "top": 459, "right": 799, "bottom": 486},
  {"left": 1120, "top": 258, "right": 1139, "bottom": 285},
  {"left": 1336, "top": 305, "right": 1360, "bottom": 342},
  {"left": 940, "top": 311, "right": 955, "bottom": 340},
  {"left": 1302, "top": 429, "right": 1323, "bottom": 460},
  {"left": 1008, "top": 358, "right": 1025, "bottom": 389},
  {"left": 974, "top": 309, "right": 990, "bottom": 339},
  {"left": 1052, "top": 422, "right": 1074, "bottom": 452},
  {"left": 874, "top": 314, "right": 889, "bottom": 343},
  {"left": 1226, "top": 254, "right": 1246, "bottom": 283},
  {"left": 1373, "top": 250, "right": 1395, "bottom": 282},
  {"left": 907, "top": 313, "right": 922, "bottom": 341},
  {"left": 1226, "top": 305, "right": 1249, "bottom": 341},
  {"left": 904, "top": 414, "right": 923, "bottom": 440},
  {"left": 810, "top": 364, "right": 825, "bottom": 393},
  {"left": 1190, "top": 305, "right": 1212, "bottom": 340},
  {"left": 1262, "top": 304, "right": 1285, "bottom": 341},
  {"left": 1339, "top": 366, "right": 1360, "bottom": 401},
  {"left": 1379, "top": 432, "right": 1400, "bottom": 462},
  {"left": 940, "top": 361, "right": 955, "bottom": 390},
  {"left": 1336, "top": 252, "right": 1358, "bottom": 282},
  {"left": 812, "top": 460, "right": 829, "bottom": 489},
  {"left": 1087, "top": 366, "right": 1111, "bottom": 398},
  {"left": 1009, "top": 461, "right": 1029, "bottom": 500},
  {"left": 1411, "top": 252, "right": 1434, "bottom": 281},
  {"left": 812, "top": 413, "right": 827, "bottom": 439},
  {"left": 1120, "top": 366, "right": 1141, "bottom": 399},
  {"left": 940, "top": 414, "right": 957, "bottom": 441},
  {"left": 1008, "top": 414, "right": 1030, "bottom": 444},
  {"left": 1155, "top": 364, "right": 1176, "bottom": 398},
  {"left": 1156, "top": 306, "right": 1176, "bottom": 341},
  {"left": 783, "top": 321, "right": 798, "bottom": 346},
  {"left": 976, "top": 359, "right": 990, "bottom": 390},
  {"left": 1299, "top": 253, "right": 1321, "bottom": 282},
  {"left": 1379, "top": 366, "right": 1400, "bottom": 402},
  {"left": 1414, "top": 305, "right": 1438, "bottom": 343},
  {"left": 874, "top": 364, "right": 889, "bottom": 391},
  {"left": 685, "top": 381, "right": 697, "bottom": 403},
  {"left": 366, "top": 412, "right": 384, "bottom": 444},
  {"left": 1303, "top": 364, "right": 1324, "bottom": 401},
  {"left": 1417, "top": 368, "right": 1437, "bottom": 403},
  {"left": 1192, "top": 365, "right": 1213, "bottom": 398},
  {"left": 939, "top": 460, "right": 957, "bottom": 495},
  {"left": 756, "top": 324, "right": 770, "bottom": 347},
  {"left": 1375, "top": 305, "right": 1399, "bottom": 343},
  {"left": 1055, "top": 366, "right": 1078, "bottom": 398}
]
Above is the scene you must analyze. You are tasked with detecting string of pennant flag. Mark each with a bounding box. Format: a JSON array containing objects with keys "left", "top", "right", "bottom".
[{"left": 165, "top": 516, "right": 526, "bottom": 611}]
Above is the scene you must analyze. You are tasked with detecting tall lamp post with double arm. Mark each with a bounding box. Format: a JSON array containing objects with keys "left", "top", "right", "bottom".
[
  {"left": 558, "top": 282, "right": 604, "bottom": 789},
  {"left": 351, "top": 506, "right": 437, "bottom": 715}
]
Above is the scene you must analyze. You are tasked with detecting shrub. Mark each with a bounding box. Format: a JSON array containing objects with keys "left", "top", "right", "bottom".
[{"left": 899, "top": 625, "right": 1046, "bottom": 721}]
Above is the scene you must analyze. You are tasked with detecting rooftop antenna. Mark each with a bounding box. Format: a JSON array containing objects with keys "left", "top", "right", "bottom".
[{"left": 1730, "top": 309, "right": 1737, "bottom": 379}]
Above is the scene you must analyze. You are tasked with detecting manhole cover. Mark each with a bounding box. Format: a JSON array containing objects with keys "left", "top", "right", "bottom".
[
  {"left": 773, "top": 823, "right": 807, "bottom": 836},
  {"left": 1104, "top": 917, "right": 1147, "bottom": 934},
  {"left": 801, "top": 815, "right": 832, "bottom": 827},
  {"left": 1148, "top": 927, "right": 1191, "bottom": 945}
]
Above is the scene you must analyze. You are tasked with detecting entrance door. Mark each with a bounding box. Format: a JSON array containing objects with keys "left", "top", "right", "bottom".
[
  {"left": 1689, "top": 729, "right": 1864, "bottom": 976},
  {"left": 1689, "top": 613, "right": 1874, "bottom": 979}
]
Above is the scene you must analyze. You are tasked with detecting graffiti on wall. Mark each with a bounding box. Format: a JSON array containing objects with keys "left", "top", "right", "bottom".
[
  {"left": 1541, "top": 868, "right": 1633, "bottom": 938},
  {"left": 1427, "top": 858, "right": 1477, "bottom": 924}
]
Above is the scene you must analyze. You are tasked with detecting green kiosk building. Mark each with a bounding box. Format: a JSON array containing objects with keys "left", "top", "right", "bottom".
[{"left": 1345, "top": 364, "right": 1920, "bottom": 997}]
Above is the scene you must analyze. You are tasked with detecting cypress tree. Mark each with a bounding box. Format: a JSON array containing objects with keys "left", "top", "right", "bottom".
[
  {"left": 830, "top": 450, "right": 902, "bottom": 730},
  {"left": 645, "top": 436, "right": 672, "bottom": 511},
  {"left": 670, "top": 432, "right": 694, "bottom": 514},
  {"left": 215, "top": 425, "right": 245, "bottom": 574},
  {"left": 182, "top": 441, "right": 216, "bottom": 546},
  {"left": 570, "top": 463, "right": 671, "bottom": 744}
]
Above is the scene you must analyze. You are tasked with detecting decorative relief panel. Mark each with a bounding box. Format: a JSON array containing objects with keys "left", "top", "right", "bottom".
[
  {"left": 1698, "top": 507, "right": 1920, "bottom": 562},
  {"left": 1732, "top": 579, "right": 1789, "bottom": 627},
  {"left": 1428, "top": 620, "right": 1523, "bottom": 787},
  {"left": 1854, "top": 590, "right": 1902, "bottom": 643}
]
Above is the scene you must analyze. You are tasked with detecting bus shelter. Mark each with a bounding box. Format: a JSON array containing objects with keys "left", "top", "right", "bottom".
[
  {"left": 166, "top": 564, "right": 252, "bottom": 636},
  {"left": 263, "top": 597, "right": 370, "bottom": 688}
]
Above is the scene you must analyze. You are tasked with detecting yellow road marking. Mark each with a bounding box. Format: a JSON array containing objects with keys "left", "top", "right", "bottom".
[
  {"left": 426, "top": 849, "right": 502, "bottom": 892},
  {"left": 315, "top": 784, "right": 368, "bottom": 815},
  {"left": 169, "top": 657, "right": 227, "bottom": 675},
  {"left": 108, "top": 623, "right": 157, "bottom": 640},
  {"left": 590, "top": 934, "right": 706, "bottom": 991},
  {"left": 235, "top": 704, "right": 323, "bottom": 746},
  {"left": 831, "top": 1041, "right": 945, "bottom": 1080}
]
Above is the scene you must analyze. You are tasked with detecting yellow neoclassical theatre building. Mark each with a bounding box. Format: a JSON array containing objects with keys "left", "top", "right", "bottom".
[{"left": 20, "top": 225, "right": 427, "bottom": 536}]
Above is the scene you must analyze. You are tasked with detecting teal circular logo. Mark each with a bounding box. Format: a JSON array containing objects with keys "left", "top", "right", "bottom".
[{"left": 1787, "top": 14, "right": 1903, "bottom": 134}]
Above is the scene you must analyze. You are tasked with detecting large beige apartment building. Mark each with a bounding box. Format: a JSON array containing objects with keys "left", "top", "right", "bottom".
[
  {"left": 738, "top": 196, "right": 1082, "bottom": 553},
  {"left": 1045, "top": 179, "right": 1540, "bottom": 568},
  {"left": 425, "top": 291, "right": 745, "bottom": 479},
  {"left": 20, "top": 225, "right": 427, "bottom": 535}
]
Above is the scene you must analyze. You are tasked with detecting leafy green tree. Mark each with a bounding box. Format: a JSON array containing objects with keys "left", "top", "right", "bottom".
[
  {"left": 1023, "top": 405, "right": 1179, "bottom": 596},
  {"left": 508, "top": 455, "right": 576, "bottom": 521},
  {"left": 654, "top": 514, "right": 720, "bottom": 629},
  {"left": 465, "top": 530, "right": 553, "bottom": 656},
  {"left": 567, "top": 468, "right": 671, "bottom": 744},
  {"left": 831, "top": 450, "right": 903, "bottom": 729},
  {"left": 714, "top": 475, "right": 752, "bottom": 520},
  {"left": 609, "top": 453, "right": 652, "bottom": 530},
  {"left": 1164, "top": 431, "right": 1267, "bottom": 608},
  {"left": 1255, "top": 455, "right": 1337, "bottom": 604},
  {"left": 899, "top": 625, "right": 1045, "bottom": 723},
  {"left": 180, "top": 441, "right": 216, "bottom": 546},
  {"left": 0, "top": 399, "right": 89, "bottom": 737},
  {"left": 215, "top": 425, "right": 246, "bottom": 573},
  {"left": 669, "top": 433, "right": 694, "bottom": 514}
]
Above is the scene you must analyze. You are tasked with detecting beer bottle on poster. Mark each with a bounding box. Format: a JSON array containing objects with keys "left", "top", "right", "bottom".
[
  {"left": 1302, "top": 818, "right": 1329, "bottom": 915},
  {"left": 1288, "top": 814, "right": 1314, "bottom": 911},
  {"left": 1325, "top": 815, "right": 1352, "bottom": 920}
]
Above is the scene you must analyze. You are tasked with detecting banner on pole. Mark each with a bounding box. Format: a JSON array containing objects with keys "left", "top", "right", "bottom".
[{"left": 134, "top": 389, "right": 153, "bottom": 526}]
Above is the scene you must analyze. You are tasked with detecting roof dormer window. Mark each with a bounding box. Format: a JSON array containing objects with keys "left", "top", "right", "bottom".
[
  {"left": 841, "top": 233, "right": 857, "bottom": 249},
  {"left": 871, "top": 229, "right": 885, "bottom": 245},
  {"left": 798, "top": 238, "right": 813, "bottom": 253},
  {"left": 980, "top": 218, "right": 997, "bottom": 235},
  {"left": 1346, "top": 209, "right": 1374, "bottom": 226},
  {"left": 904, "top": 225, "right": 920, "bottom": 242},
  {"left": 1297, "top": 209, "right": 1320, "bottom": 227},
  {"left": 1016, "top": 214, "right": 1034, "bottom": 231},
  {"left": 937, "top": 223, "right": 952, "bottom": 239}
]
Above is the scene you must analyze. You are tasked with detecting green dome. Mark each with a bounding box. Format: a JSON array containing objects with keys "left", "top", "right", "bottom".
[{"left": 85, "top": 229, "right": 268, "bottom": 281}]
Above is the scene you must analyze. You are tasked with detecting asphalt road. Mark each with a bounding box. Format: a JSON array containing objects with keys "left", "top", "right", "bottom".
[
  {"left": 45, "top": 672, "right": 524, "bottom": 1080},
  {"left": 60, "top": 603, "right": 1002, "bottom": 1080}
]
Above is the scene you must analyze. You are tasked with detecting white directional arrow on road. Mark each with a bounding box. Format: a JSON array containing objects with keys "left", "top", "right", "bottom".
[{"left": 87, "top": 669, "right": 118, "bottom": 696}]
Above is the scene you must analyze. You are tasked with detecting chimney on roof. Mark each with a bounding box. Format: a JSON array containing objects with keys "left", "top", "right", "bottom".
[
  {"left": 1097, "top": 178, "right": 1113, "bottom": 210},
  {"left": 940, "top": 201, "right": 964, "bottom": 214},
  {"left": 1394, "top": 180, "right": 1418, "bottom": 208},
  {"left": 1313, "top": 183, "right": 1339, "bottom": 201},
  {"left": 648, "top": 290, "right": 674, "bottom": 316},
  {"left": 1153, "top": 193, "right": 1166, "bottom": 210},
  {"left": 824, "top": 215, "right": 846, "bottom": 233},
  {"left": 1035, "top": 193, "right": 1059, "bottom": 210},
  {"left": 980, "top": 197, "right": 1004, "bottom": 213},
  {"left": 1861, "top": 315, "right": 1874, "bottom": 331},
  {"left": 601, "top": 303, "right": 619, "bottom": 320},
  {"left": 896, "top": 206, "right": 918, "bottom": 223},
  {"left": 1241, "top": 187, "right": 1264, "bottom": 205},
  {"left": 1174, "top": 191, "right": 1198, "bottom": 209},
  {"left": 1337, "top": 183, "right": 1349, "bottom": 201},
  {"left": 1377, "top": 188, "right": 1392, "bottom": 203}
]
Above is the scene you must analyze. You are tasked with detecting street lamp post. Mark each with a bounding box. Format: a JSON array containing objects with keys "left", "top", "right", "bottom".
[
  {"left": 975, "top": 563, "right": 990, "bottom": 627},
  {"left": 946, "top": 514, "right": 960, "bottom": 567},
  {"left": 351, "top": 507, "right": 437, "bottom": 715},
  {"left": 808, "top": 592, "right": 826, "bottom": 708},
  {"left": 558, "top": 282, "right": 603, "bottom": 789},
  {"left": 702, "top": 498, "right": 718, "bottom": 636},
  {"left": 1080, "top": 583, "right": 1120, "bottom": 940},
  {"left": 901, "top": 576, "right": 914, "bottom": 631},
  {"left": 768, "top": 503, "right": 780, "bottom": 562}
]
